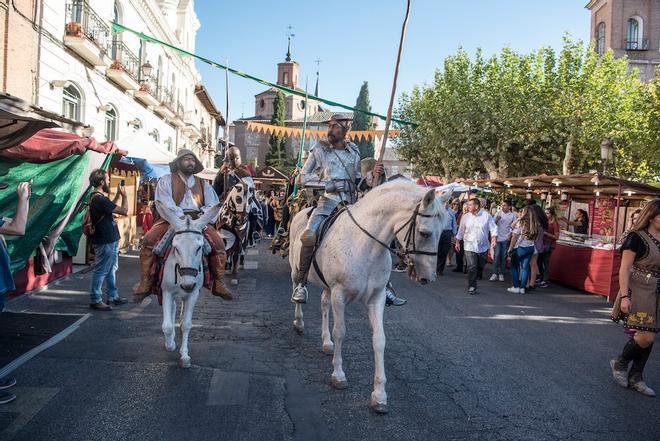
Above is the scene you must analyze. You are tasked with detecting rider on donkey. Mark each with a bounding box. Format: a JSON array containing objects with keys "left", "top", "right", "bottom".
[
  {"left": 132, "top": 149, "right": 233, "bottom": 303},
  {"left": 291, "top": 114, "right": 406, "bottom": 306}
]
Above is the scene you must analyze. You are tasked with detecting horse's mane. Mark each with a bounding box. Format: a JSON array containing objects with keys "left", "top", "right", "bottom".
[{"left": 357, "top": 179, "right": 445, "bottom": 217}]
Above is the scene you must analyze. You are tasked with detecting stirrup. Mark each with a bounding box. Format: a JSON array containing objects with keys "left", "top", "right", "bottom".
[{"left": 291, "top": 284, "right": 308, "bottom": 304}]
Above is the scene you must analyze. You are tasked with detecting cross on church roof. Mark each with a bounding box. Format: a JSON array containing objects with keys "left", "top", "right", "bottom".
[{"left": 285, "top": 25, "right": 295, "bottom": 62}]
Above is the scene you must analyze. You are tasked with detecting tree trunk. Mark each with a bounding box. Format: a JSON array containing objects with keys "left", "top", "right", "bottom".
[
  {"left": 562, "top": 140, "right": 573, "bottom": 175},
  {"left": 483, "top": 159, "right": 499, "bottom": 179}
]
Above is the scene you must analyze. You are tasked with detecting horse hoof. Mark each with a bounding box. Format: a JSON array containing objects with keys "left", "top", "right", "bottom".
[
  {"left": 322, "top": 343, "right": 334, "bottom": 354},
  {"left": 165, "top": 342, "right": 176, "bottom": 352},
  {"left": 370, "top": 400, "right": 388, "bottom": 414},
  {"left": 293, "top": 321, "right": 304, "bottom": 335},
  {"left": 330, "top": 376, "right": 348, "bottom": 390},
  {"left": 180, "top": 358, "right": 191, "bottom": 368}
]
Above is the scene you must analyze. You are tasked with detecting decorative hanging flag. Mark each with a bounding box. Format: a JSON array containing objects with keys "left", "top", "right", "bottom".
[{"left": 245, "top": 122, "right": 400, "bottom": 142}]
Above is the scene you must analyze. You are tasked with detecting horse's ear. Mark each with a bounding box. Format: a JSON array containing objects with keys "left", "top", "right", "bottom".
[
  {"left": 155, "top": 201, "right": 184, "bottom": 229},
  {"left": 194, "top": 202, "right": 222, "bottom": 230},
  {"left": 421, "top": 189, "right": 436, "bottom": 210},
  {"left": 436, "top": 190, "right": 452, "bottom": 204}
]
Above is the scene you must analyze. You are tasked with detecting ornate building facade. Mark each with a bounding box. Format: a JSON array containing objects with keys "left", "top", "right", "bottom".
[{"left": 1, "top": 0, "right": 222, "bottom": 167}]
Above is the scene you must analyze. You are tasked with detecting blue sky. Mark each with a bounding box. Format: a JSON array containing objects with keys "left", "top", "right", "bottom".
[{"left": 194, "top": 1, "right": 591, "bottom": 125}]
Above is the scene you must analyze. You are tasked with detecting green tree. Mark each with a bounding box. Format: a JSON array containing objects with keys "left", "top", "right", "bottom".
[
  {"left": 352, "top": 82, "right": 376, "bottom": 158},
  {"left": 395, "top": 36, "right": 659, "bottom": 182},
  {"left": 265, "top": 91, "right": 287, "bottom": 169}
]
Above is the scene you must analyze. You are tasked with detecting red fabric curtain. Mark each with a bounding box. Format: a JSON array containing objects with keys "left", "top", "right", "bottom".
[{"left": 0, "top": 129, "right": 119, "bottom": 163}]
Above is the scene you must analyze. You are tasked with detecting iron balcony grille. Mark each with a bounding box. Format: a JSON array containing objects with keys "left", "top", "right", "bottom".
[
  {"left": 65, "top": 0, "right": 111, "bottom": 53},
  {"left": 156, "top": 86, "right": 175, "bottom": 110},
  {"left": 110, "top": 41, "right": 140, "bottom": 82},
  {"left": 625, "top": 39, "right": 649, "bottom": 51},
  {"left": 138, "top": 74, "right": 159, "bottom": 99}
]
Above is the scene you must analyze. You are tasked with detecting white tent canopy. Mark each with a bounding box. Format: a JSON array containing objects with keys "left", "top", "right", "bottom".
[{"left": 117, "top": 130, "right": 175, "bottom": 165}]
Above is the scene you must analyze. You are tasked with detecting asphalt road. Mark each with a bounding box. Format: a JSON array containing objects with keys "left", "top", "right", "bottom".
[{"left": 0, "top": 243, "right": 658, "bottom": 441}]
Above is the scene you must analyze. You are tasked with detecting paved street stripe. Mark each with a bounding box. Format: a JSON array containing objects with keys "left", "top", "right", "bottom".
[{"left": 0, "top": 314, "right": 90, "bottom": 378}]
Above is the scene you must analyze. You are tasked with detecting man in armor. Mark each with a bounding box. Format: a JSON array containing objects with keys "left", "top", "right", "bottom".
[
  {"left": 291, "top": 114, "right": 406, "bottom": 306},
  {"left": 132, "top": 149, "right": 233, "bottom": 303},
  {"left": 213, "top": 146, "right": 252, "bottom": 201}
]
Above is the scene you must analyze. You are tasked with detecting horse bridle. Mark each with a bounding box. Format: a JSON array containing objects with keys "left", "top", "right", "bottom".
[
  {"left": 344, "top": 203, "right": 439, "bottom": 261},
  {"left": 172, "top": 229, "right": 203, "bottom": 284}
]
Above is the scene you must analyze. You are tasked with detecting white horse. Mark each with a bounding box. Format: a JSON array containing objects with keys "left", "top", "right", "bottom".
[
  {"left": 156, "top": 201, "right": 222, "bottom": 368},
  {"left": 289, "top": 180, "right": 449, "bottom": 413}
]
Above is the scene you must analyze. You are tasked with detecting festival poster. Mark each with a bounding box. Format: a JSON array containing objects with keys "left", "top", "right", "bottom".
[{"left": 590, "top": 197, "right": 616, "bottom": 236}]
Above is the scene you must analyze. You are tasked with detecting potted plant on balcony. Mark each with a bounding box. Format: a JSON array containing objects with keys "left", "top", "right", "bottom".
[
  {"left": 110, "top": 59, "right": 124, "bottom": 71},
  {"left": 66, "top": 22, "right": 83, "bottom": 37},
  {"left": 139, "top": 82, "right": 151, "bottom": 92}
]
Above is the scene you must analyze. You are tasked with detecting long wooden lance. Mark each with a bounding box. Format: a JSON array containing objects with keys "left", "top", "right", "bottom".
[
  {"left": 292, "top": 79, "right": 309, "bottom": 198},
  {"left": 222, "top": 58, "right": 230, "bottom": 201},
  {"left": 375, "top": 0, "right": 411, "bottom": 164}
]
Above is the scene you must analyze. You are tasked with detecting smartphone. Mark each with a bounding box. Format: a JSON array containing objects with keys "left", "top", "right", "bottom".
[{"left": 120, "top": 179, "right": 125, "bottom": 187}]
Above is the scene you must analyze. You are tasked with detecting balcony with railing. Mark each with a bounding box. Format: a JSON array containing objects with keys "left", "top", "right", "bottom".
[
  {"left": 64, "top": 0, "right": 111, "bottom": 66},
  {"left": 171, "top": 102, "right": 186, "bottom": 127},
  {"left": 107, "top": 41, "right": 141, "bottom": 90},
  {"left": 155, "top": 86, "right": 176, "bottom": 119},
  {"left": 134, "top": 75, "right": 160, "bottom": 107},
  {"left": 625, "top": 39, "right": 649, "bottom": 51},
  {"left": 181, "top": 110, "right": 202, "bottom": 138}
]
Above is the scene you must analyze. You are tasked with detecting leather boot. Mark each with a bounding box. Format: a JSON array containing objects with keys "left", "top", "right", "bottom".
[
  {"left": 209, "top": 252, "right": 233, "bottom": 300},
  {"left": 292, "top": 244, "right": 315, "bottom": 303},
  {"left": 628, "top": 343, "right": 656, "bottom": 397},
  {"left": 610, "top": 339, "right": 646, "bottom": 387},
  {"left": 132, "top": 249, "right": 155, "bottom": 303}
]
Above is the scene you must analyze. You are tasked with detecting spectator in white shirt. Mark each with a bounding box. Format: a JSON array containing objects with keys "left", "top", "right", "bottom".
[
  {"left": 490, "top": 200, "right": 516, "bottom": 282},
  {"left": 455, "top": 198, "right": 497, "bottom": 294}
]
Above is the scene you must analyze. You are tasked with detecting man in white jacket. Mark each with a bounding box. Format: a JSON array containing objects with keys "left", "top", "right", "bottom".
[{"left": 455, "top": 198, "right": 497, "bottom": 295}]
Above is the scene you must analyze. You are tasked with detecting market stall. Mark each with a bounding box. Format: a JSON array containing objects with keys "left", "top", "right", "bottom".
[{"left": 468, "top": 173, "right": 660, "bottom": 301}]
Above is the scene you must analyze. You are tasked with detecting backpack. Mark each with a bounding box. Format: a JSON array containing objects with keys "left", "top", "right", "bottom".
[{"left": 82, "top": 192, "right": 105, "bottom": 237}]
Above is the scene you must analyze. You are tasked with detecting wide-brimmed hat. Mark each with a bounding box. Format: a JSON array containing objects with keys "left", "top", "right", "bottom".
[{"left": 169, "top": 149, "right": 204, "bottom": 174}]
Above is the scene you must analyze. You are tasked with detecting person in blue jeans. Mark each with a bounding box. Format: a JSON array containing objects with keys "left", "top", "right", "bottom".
[
  {"left": 0, "top": 181, "right": 31, "bottom": 405},
  {"left": 507, "top": 207, "right": 540, "bottom": 294},
  {"left": 490, "top": 200, "right": 516, "bottom": 282},
  {"left": 87, "top": 169, "right": 128, "bottom": 310}
]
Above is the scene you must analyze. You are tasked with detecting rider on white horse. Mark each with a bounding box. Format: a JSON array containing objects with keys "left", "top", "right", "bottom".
[{"left": 291, "top": 114, "right": 406, "bottom": 306}]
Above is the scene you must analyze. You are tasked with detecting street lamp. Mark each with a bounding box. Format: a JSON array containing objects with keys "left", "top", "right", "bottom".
[
  {"left": 600, "top": 138, "right": 614, "bottom": 175},
  {"left": 141, "top": 61, "right": 153, "bottom": 78}
]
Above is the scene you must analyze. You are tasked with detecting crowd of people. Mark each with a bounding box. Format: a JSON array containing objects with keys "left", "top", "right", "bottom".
[{"left": 442, "top": 195, "right": 568, "bottom": 295}]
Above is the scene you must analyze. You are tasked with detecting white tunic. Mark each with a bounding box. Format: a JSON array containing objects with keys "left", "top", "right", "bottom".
[{"left": 155, "top": 172, "right": 220, "bottom": 223}]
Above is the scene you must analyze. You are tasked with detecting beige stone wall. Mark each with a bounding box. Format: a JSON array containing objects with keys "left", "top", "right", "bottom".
[{"left": 0, "top": 0, "right": 39, "bottom": 102}]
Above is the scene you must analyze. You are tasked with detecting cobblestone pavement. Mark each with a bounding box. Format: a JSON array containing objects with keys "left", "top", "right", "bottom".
[{"left": 0, "top": 243, "right": 658, "bottom": 441}]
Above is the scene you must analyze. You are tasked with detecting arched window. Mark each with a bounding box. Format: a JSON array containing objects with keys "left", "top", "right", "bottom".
[
  {"left": 283, "top": 71, "right": 289, "bottom": 85},
  {"left": 596, "top": 22, "right": 606, "bottom": 56},
  {"left": 626, "top": 17, "right": 642, "bottom": 50},
  {"left": 62, "top": 84, "right": 82, "bottom": 121},
  {"left": 104, "top": 106, "right": 117, "bottom": 141}
]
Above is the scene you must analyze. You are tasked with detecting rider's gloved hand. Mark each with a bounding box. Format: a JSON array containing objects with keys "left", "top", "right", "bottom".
[{"left": 324, "top": 181, "right": 337, "bottom": 193}]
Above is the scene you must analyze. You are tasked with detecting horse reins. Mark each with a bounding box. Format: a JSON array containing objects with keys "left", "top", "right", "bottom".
[
  {"left": 173, "top": 229, "right": 203, "bottom": 284},
  {"left": 344, "top": 203, "right": 439, "bottom": 260}
]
